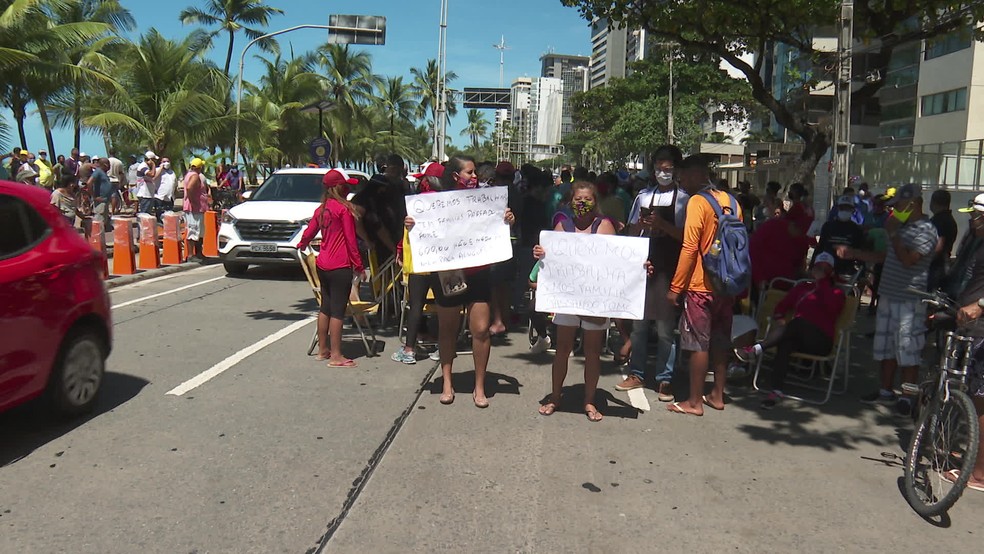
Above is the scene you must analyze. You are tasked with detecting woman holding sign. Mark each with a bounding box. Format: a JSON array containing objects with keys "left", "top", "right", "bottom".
[
  {"left": 404, "top": 155, "right": 516, "bottom": 408},
  {"left": 533, "top": 182, "right": 617, "bottom": 422}
]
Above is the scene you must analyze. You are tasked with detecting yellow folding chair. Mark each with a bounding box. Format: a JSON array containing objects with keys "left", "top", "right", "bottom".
[{"left": 298, "top": 251, "right": 384, "bottom": 357}]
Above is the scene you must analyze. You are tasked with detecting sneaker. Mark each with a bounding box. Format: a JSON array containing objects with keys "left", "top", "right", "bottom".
[
  {"left": 760, "top": 391, "right": 784, "bottom": 410},
  {"left": 734, "top": 345, "right": 758, "bottom": 363},
  {"left": 615, "top": 375, "right": 644, "bottom": 391},
  {"left": 429, "top": 350, "right": 441, "bottom": 361},
  {"left": 656, "top": 381, "right": 674, "bottom": 402},
  {"left": 895, "top": 397, "right": 913, "bottom": 417},
  {"left": 530, "top": 336, "right": 551, "bottom": 354},
  {"left": 390, "top": 349, "right": 416, "bottom": 365},
  {"left": 860, "top": 390, "right": 897, "bottom": 404}
]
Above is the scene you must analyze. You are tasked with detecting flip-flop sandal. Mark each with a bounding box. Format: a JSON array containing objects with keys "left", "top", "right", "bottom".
[
  {"left": 585, "top": 407, "right": 603, "bottom": 422},
  {"left": 473, "top": 395, "right": 490, "bottom": 409},
  {"left": 702, "top": 395, "right": 724, "bottom": 411},
  {"left": 314, "top": 355, "right": 328, "bottom": 361},
  {"left": 327, "top": 359, "right": 358, "bottom": 367},
  {"left": 538, "top": 400, "right": 559, "bottom": 416},
  {"left": 440, "top": 393, "right": 455, "bottom": 405},
  {"left": 667, "top": 402, "right": 702, "bottom": 416},
  {"left": 944, "top": 469, "right": 984, "bottom": 492}
]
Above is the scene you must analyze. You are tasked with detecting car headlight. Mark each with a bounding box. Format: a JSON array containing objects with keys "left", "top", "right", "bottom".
[{"left": 222, "top": 212, "right": 237, "bottom": 224}]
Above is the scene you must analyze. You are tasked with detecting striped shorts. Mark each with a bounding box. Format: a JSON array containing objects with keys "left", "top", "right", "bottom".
[{"left": 873, "top": 298, "right": 926, "bottom": 366}]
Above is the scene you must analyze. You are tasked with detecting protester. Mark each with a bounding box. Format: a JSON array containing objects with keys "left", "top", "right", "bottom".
[
  {"left": 35, "top": 149, "right": 54, "bottom": 189},
  {"left": 928, "top": 189, "right": 958, "bottom": 291},
  {"left": 736, "top": 252, "right": 846, "bottom": 409},
  {"left": 785, "top": 182, "right": 814, "bottom": 237},
  {"left": 534, "top": 182, "right": 620, "bottom": 421},
  {"left": 837, "top": 183, "right": 939, "bottom": 415},
  {"left": 617, "top": 145, "right": 687, "bottom": 402},
  {"left": 353, "top": 153, "right": 407, "bottom": 261},
  {"left": 65, "top": 148, "right": 81, "bottom": 177},
  {"left": 78, "top": 153, "right": 93, "bottom": 183},
  {"left": 755, "top": 181, "right": 782, "bottom": 225},
  {"left": 749, "top": 208, "right": 810, "bottom": 302},
  {"left": 155, "top": 157, "right": 176, "bottom": 220},
  {"left": 666, "top": 155, "right": 742, "bottom": 416},
  {"left": 50, "top": 173, "right": 87, "bottom": 227},
  {"left": 297, "top": 169, "right": 365, "bottom": 368},
  {"left": 51, "top": 154, "right": 65, "bottom": 180},
  {"left": 135, "top": 151, "right": 159, "bottom": 215},
  {"left": 106, "top": 150, "right": 128, "bottom": 208},
  {"left": 813, "top": 194, "right": 865, "bottom": 280},
  {"left": 596, "top": 171, "right": 626, "bottom": 225},
  {"left": 126, "top": 154, "right": 140, "bottom": 186},
  {"left": 182, "top": 158, "right": 210, "bottom": 262},
  {"left": 404, "top": 155, "right": 515, "bottom": 408},
  {"left": 87, "top": 157, "right": 113, "bottom": 231},
  {"left": 391, "top": 162, "right": 445, "bottom": 365},
  {"left": 488, "top": 161, "right": 520, "bottom": 335}
]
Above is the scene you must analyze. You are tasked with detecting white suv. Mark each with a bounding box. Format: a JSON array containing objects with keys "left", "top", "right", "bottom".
[{"left": 218, "top": 167, "right": 368, "bottom": 275}]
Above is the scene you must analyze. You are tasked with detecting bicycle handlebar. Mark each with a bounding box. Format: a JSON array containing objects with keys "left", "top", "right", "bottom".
[{"left": 906, "top": 287, "right": 959, "bottom": 314}]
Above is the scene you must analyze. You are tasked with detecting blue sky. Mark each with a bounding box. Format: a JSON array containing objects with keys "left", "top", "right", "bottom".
[{"left": 17, "top": 0, "right": 591, "bottom": 158}]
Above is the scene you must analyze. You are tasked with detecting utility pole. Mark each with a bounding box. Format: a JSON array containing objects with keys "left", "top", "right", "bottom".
[
  {"left": 668, "top": 51, "right": 674, "bottom": 145},
  {"left": 493, "top": 35, "right": 510, "bottom": 88},
  {"left": 433, "top": 0, "right": 449, "bottom": 161},
  {"left": 831, "top": 0, "right": 854, "bottom": 210}
]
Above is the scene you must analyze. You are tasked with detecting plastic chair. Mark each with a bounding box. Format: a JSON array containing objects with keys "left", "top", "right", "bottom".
[
  {"left": 752, "top": 294, "right": 860, "bottom": 404},
  {"left": 298, "top": 250, "right": 383, "bottom": 357}
]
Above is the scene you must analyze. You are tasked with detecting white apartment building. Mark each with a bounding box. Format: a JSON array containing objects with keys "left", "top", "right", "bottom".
[
  {"left": 913, "top": 31, "right": 984, "bottom": 145},
  {"left": 529, "top": 77, "right": 564, "bottom": 148}
]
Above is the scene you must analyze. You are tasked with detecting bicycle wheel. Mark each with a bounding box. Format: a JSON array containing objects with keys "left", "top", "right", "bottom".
[{"left": 903, "top": 389, "right": 980, "bottom": 517}]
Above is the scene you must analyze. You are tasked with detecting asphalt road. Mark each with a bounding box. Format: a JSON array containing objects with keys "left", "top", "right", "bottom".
[{"left": 0, "top": 264, "right": 981, "bottom": 553}]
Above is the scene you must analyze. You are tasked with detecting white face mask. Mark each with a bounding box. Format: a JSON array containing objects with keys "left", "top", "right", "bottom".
[
  {"left": 655, "top": 171, "right": 674, "bottom": 186},
  {"left": 837, "top": 209, "right": 853, "bottom": 222},
  {"left": 161, "top": 162, "right": 171, "bottom": 170}
]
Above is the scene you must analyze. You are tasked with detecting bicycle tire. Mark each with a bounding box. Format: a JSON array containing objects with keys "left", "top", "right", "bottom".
[{"left": 903, "top": 389, "right": 980, "bottom": 517}]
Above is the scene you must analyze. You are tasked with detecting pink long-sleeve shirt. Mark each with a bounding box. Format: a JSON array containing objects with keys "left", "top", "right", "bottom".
[{"left": 298, "top": 199, "right": 364, "bottom": 273}]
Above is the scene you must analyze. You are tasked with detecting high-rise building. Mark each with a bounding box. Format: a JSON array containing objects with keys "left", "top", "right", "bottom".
[
  {"left": 540, "top": 53, "right": 590, "bottom": 140},
  {"left": 589, "top": 18, "right": 628, "bottom": 89},
  {"left": 529, "top": 77, "right": 564, "bottom": 147}
]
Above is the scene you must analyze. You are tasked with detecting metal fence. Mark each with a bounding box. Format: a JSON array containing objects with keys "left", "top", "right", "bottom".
[{"left": 851, "top": 139, "right": 984, "bottom": 190}]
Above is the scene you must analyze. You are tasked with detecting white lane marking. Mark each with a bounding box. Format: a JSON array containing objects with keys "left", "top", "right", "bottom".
[
  {"left": 166, "top": 316, "right": 316, "bottom": 396},
  {"left": 113, "top": 275, "right": 227, "bottom": 309},
  {"left": 109, "top": 264, "right": 219, "bottom": 293},
  {"left": 620, "top": 373, "right": 651, "bottom": 412}
]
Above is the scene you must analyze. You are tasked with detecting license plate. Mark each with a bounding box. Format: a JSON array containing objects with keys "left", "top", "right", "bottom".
[{"left": 250, "top": 243, "right": 277, "bottom": 253}]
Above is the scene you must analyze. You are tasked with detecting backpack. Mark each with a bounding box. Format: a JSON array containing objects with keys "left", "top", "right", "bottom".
[{"left": 697, "top": 190, "right": 751, "bottom": 297}]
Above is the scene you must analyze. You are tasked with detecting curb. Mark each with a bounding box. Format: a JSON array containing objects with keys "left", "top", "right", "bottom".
[{"left": 105, "top": 261, "right": 217, "bottom": 289}]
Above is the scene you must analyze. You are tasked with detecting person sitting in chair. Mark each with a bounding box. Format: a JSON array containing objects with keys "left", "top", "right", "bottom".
[{"left": 734, "top": 252, "right": 847, "bottom": 409}]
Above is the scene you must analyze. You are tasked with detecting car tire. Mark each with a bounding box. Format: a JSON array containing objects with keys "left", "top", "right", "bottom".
[
  {"left": 223, "top": 262, "right": 249, "bottom": 276},
  {"left": 49, "top": 328, "right": 106, "bottom": 416}
]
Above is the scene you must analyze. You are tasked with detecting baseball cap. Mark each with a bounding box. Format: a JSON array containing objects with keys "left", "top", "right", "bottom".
[
  {"left": 145, "top": 150, "right": 159, "bottom": 160},
  {"left": 959, "top": 193, "right": 984, "bottom": 213},
  {"left": 814, "top": 252, "right": 836, "bottom": 267},
  {"left": 38, "top": 149, "right": 47, "bottom": 155},
  {"left": 79, "top": 151, "right": 88, "bottom": 158},
  {"left": 885, "top": 183, "right": 920, "bottom": 205},
  {"left": 189, "top": 157, "right": 205, "bottom": 168},
  {"left": 412, "top": 162, "right": 444, "bottom": 180},
  {"left": 836, "top": 194, "right": 855, "bottom": 207},
  {"left": 494, "top": 161, "right": 516, "bottom": 176},
  {"left": 323, "top": 168, "right": 358, "bottom": 187}
]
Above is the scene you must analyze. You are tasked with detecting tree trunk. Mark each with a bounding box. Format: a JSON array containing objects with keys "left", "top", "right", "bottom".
[
  {"left": 36, "top": 100, "right": 56, "bottom": 158},
  {"left": 73, "top": 81, "right": 82, "bottom": 150},
  {"left": 790, "top": 130, "right": 831, "bottom": 189},
  {"left": 224, "top": 29, "right": 235, "bottom": 77}
]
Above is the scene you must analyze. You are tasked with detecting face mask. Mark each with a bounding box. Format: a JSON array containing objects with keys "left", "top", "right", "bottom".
[
  {"left": 572, "top": 198, "right": 595, "bottom": 217},
  {"left": 836, "top": 209, "right": 853, "bottom": 222},
  {"left": 655, "top": 171, "right": 674, "bottom": 186},
  {"left": 161, "top": 162, "right": 171, "bottom": 170},
  {"left": 457, "top": 175, "right": 478, "bottom": 189},
  {"left": 893, "top": 204, "right": 914, "bottom": 224}
]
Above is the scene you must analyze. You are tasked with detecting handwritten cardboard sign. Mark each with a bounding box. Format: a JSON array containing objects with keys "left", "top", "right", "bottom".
[
  {"left": 535, "top": 231, "right": 649, "bottom": 319},
  {"left": 405, "top": 187, "right": 512, "bottom": 272}
]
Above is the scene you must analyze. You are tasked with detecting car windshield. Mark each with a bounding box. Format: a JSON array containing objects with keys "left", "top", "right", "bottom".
[{"left": 249, "top": 173, "right": 324, "bottom": 202}]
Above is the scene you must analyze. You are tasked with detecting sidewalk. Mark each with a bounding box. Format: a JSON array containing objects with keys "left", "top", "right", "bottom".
[{"left": 325, "top": 314, "right": 982, "bottom": 552}]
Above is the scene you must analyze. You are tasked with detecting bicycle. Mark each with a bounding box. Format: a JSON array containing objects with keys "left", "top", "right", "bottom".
[{"left": 902, "top": 288, "right": 981, "bottom": 517}]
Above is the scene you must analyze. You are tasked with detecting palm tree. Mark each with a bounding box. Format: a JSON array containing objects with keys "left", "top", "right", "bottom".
[
  {"left": 179, "top": 0, "right": 283, "bottom": 76},
  {"left": 312, "top": 44, "right": 378, "bottom": 164},
  {"left": 82, "top": 30, "right": 227, "bottom": 155},
  {"left": 375, "top": 76, "right": 419, "bottom": 151},
  {"left": 461, "top": 109, "right": 490, "bottom": 151},
  {"left": 410, "top": 58, "right": 458, "bottom": 124}
]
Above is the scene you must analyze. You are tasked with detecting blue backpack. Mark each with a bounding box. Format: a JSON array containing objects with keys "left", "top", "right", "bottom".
[{"left": 698, "top": 191, "right": 751, "bottom": 297}]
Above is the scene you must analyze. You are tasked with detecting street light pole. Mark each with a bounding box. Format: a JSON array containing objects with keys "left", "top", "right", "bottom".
[
  {"left": 668, "top": 51, "right": 674, "bottom": 145},
  {"left": 831, "top": 0, "right": 854, "bottom": 214},
  {"left": 433, "top": 0, "right": 449, "bottom": 161}
]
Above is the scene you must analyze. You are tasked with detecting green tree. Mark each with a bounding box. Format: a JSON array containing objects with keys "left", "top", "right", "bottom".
[
  {"left": 311, "top": 43, "right": 379, "bottom": 164},
  {"left": 375, "top": 76, "right": 419, "bottom": 152},
  {"left": 561, "top": 0, "right": 984, "bottom": 186},
  {"left": 179, "top": 0, "right": 283, "bottom": 76},
  {"left": 410, "top": 58, "right": 459, "bottom": 124},
  {"left": 461, "top": 108, "right": 490, "bottom": 151}
]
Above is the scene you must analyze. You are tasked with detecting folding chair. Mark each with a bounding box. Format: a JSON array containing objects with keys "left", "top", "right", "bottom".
[
  {"left": 397, "top": 272, "right": 441, "bottom": 349},
  {"left": 752, "top": 294, "right": 860, "bottom": 405},
  {"left": 298, "top": 251, "right": 384, "bottom": 358},
  {"left": 367, "top": 248, "right": 401, "bottom": 325}
]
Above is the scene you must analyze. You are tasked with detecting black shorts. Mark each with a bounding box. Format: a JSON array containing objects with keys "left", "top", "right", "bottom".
[
  {"left": 430, "top": 267, "right": 492, "bottom": 308},
  {"left": 317, "top": 267, "right": 353, "bottom": 318}
]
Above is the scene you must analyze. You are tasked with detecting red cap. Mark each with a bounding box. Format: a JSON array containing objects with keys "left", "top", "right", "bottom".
[
  {"left": 495, "top": 161, "right": 516, "bottom": 176},
  {"left": 412, "top": 162, "right": 445, "bottom": 180},
  {"left": 323, "top": 169, "right": 358, "bottom": 187}
]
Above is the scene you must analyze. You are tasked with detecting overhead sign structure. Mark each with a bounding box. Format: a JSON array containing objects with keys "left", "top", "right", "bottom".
[
  {"left": 328, "top": 15, "right": 386, "bottom": 45},
  {"left": 462, "top": 88, "right": 511, "bottom": 110}
]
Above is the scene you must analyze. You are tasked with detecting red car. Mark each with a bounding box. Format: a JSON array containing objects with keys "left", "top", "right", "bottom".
[{"left": 0, "top": 180, "right": 111, "bottom": 415}]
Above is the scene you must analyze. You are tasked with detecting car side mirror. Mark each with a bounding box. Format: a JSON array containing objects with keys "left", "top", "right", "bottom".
[{"left": 241, "top": 190, "right": 252, "bottom": 200}]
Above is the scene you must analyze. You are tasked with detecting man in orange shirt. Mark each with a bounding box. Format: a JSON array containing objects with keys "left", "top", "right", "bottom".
[{"left": 666, "top": 155, "right": 742, "bottom": 416}]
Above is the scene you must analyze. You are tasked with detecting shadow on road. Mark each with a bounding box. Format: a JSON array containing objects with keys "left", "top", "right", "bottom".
[
  {"left": 429, "top": 370, "right": 523, "bottom": 399},
  {"left": 535, "top": 384, "right": 640, "bottom": 420},
  {"left": 225, "top": 265, "right": 307, "bottom": 282},
  {"left": 0, "top": 372, "right": 149, "bottom": 467}
]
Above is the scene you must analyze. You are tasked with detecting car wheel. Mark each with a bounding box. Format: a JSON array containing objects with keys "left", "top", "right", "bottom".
[
  {"left": 50, "top": 329, "right": 106, "bottom": 416},
  {"left": 223, "top": 262, "right": 249, "bottom": 276}
]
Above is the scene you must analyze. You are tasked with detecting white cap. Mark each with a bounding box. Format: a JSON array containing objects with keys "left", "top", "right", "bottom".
[
  {"left": 79, "top": 151, "right": 88, "bottom": 158},
  {"left": 145, "top": 150, "right": 158, "bottom": 160},
  {"left": 815, "top": 252, "right": 836, "bottom": 267}
]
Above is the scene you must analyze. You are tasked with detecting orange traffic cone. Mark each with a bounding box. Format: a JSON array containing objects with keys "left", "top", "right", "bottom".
[
  {"left": 88, "top": 219, "right": 108, "bottom": 278},
  {"left": 111, "top": 217, "right": 137, "bottom": 275},
  {"left": 137, "top": 214, "right": 160, "bottom": 270},
  {"left": 162, "top": 213, "right": 184, "bottom": 265},
  {"left": 203, "top": 210, "right": 219, "bottom": 257}
]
